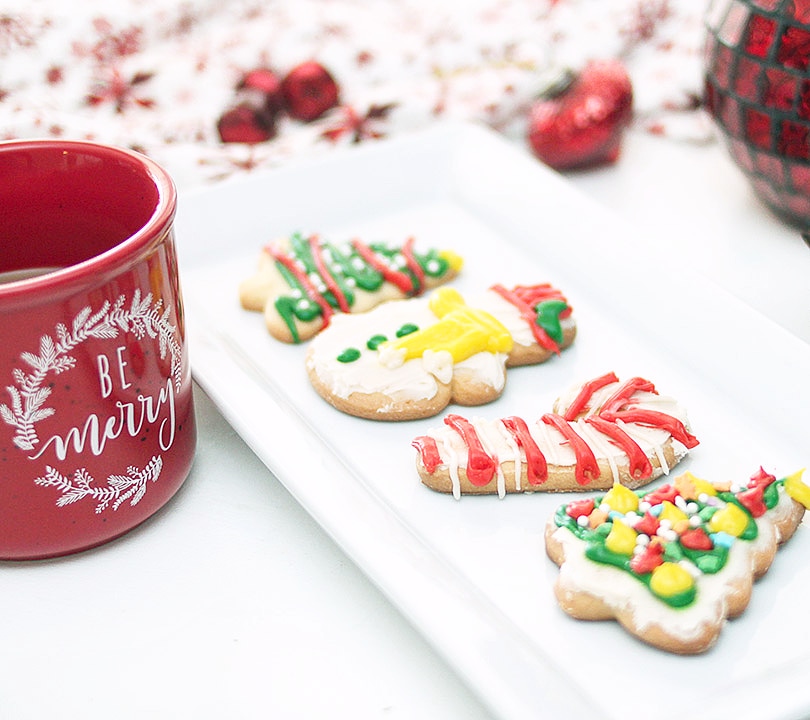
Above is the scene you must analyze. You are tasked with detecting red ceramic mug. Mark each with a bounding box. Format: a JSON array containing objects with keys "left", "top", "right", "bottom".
[{"left": 0, "top": 140, "right": 196, "bottom": 560}]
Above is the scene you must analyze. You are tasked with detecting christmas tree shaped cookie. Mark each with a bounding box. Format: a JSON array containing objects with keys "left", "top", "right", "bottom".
[
  {"left": 545, "top": 468, "right": 809, "bottom": 654},
  {"left": 239, "top": 232, "right": 463, "bottom": 343}
]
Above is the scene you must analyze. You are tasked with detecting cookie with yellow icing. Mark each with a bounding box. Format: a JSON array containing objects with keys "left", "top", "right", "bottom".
[
  {"left": 545, "top": 469, "right": 809, "bottom": 654},
  {"left": 305, "top": 283, "right": 575, "bottom": 421},
  {"left": 239, "top": 232, "right": 463, "bottom": 343},
  {"left": 412, "top": 372, "right": 698, "bottom": 498}
]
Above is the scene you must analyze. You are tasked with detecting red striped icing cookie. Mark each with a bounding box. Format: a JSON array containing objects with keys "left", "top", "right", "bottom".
[{"left": 412, "top": 372, "right": 699, "bottom": 498}]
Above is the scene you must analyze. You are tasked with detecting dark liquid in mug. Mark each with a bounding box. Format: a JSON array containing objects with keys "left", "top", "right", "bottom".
[{"left": 0, "top": 267, "right": 62, "bottom": 284}]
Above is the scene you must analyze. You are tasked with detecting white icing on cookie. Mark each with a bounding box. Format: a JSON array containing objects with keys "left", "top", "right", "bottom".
[
  {"left": 551, "top": 490, "right": 797, "bottom": 643},
  {"left": 306, "top": 289, "right": 535, "bottom": 403}
]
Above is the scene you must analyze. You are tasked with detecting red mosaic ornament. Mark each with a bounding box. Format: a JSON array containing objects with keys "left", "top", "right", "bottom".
[
  {"left": 704, "top": 0, "right": 810, "bottom": 225},
  {"left": 526, "top": 59, "right": 634, "bottom": 171}
]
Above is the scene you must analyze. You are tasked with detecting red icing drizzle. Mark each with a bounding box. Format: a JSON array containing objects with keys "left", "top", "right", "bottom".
[
  {"left": 584, "top": 415, "right": 653, "bottom": 479},
  {"left": 542, "top": 413, "right": 600, "bottom": 485},
  {"left": 444, "top": 414, "right": 497, "bottom": 486},
  {"left": 501, "top": 415, "right": 548, "bottom": 485},
  {"left": 562, "top": 371, "right": 619, "bottom": 421},
  {"left": 600, "top": 408, "right": 699, "bottom": 449},
  {"left": 412, "top": 436, "right": 442, "bottom": 474},
  {"left": 351, "top": 238, "right": 415, "bottom": 295},
  {"left": 399, "top": 237, "right": 425, "bottom": 296},
  {"left": 267, "top": 245, "right": 335, "bottom": 328},
  {"left": 308, "top": 234, "right": 351, "bottom": 313},
  {"left": 490, "top": 283, "right": 569, "bottom": 354},
  {"left": 599, "top": 377, "right": 657, "bottom": 416},
  {"left": 748, "top": 467, "right": 777, "bottom": 489}
]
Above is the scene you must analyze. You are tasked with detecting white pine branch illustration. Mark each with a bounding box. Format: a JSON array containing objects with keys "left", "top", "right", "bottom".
[{"left": 34, "top": 455, "right": 164, "bottom": 514}]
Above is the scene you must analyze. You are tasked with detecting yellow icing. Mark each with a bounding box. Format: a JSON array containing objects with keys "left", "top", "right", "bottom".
[
  {"left": 650, "top": 562, "right": 694, "bottom": 597},
  {"left": 603, "top": 483, "right": 639, "bottom": 514},
  {"left": 784, "top": 469, "right": 810, "bottom": 510},
  {"left": 659, "top": 501, "right": 688, "bottom": 526},
  {"left": 439, "top": 250, "right": 464, "bottom": 273},
  {"left": 675, "top": 471, "right": 717, "bottom": 499},
  {"left": 708, "top": 502, "right": 749, "bottom": 537},
  {"left": 605, "top": 519, "right": 637, "bottom": 556},
  {"left": 385, "top": 287, "right": 513, "bottom": 363}
]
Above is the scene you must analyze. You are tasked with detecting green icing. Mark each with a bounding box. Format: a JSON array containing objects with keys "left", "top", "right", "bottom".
[
  {"left": 337, "top": 348, "right": 361, "bottom": 363},
  {"left": 763, "top": 481, "right": 780, "bottom": 509},
  {"left": 534, "top": 299, "right": 569, "bottom": 345},
  {"left": 554, "top": 478, "right": 788, "bottom": 609},
  {"left": 396, "top": 323, "right": 419, "bottom": 338},
  {"left": 683, "top": 545, "right": 728, "bottom": 574},
  {"left": 584, "top": 543, "right": 698, "bottom": 609},
  {"left": 367, "top": 334, "right": 388, "bottom": 350},
  {"left": 271, "top": 234, "right": 453, "bottom": 342}
]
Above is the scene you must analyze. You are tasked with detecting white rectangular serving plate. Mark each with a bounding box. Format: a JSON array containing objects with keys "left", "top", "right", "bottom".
[{"left": 176, "top": 122, "right": 810, "bottom": 720}]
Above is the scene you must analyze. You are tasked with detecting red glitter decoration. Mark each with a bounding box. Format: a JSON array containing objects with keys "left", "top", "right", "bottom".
[{"left": 526, "top": 59, "right": 634, "bottom": 171}]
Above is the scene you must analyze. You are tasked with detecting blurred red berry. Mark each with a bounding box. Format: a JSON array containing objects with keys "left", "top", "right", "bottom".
[
  {"left": 281, "top": 61, "right": 340, "bottom": 122},
  {"left": 217, "top": 67, "right": 284, "bottom": 144},
  {"left": 217, "top": 104, "right": 276, "bottom": 144},
  {"left": 527, "top": 59, "right": 634, "bottom": 171}
]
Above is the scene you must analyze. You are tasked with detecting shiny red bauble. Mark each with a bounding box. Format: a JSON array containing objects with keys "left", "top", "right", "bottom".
[
  {"left": 527, "top": 59, "right": 634, "bottom": 171},
  {"left": 281, "top": 61, "right": 340, "bottom": 122}
]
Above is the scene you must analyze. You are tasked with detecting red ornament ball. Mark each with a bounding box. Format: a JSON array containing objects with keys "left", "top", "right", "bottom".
[
  {"left": 527, "top": 59, "right": 634, "bottom": 171},
  {"left": 217, "top": 67, "right": 284, "bottom": 144},
  {"left": 281, "top": 61, "right": 340, "bottom": 122},
  {"left": 216, "top": 104, "right": 276, "bottom": 144}
]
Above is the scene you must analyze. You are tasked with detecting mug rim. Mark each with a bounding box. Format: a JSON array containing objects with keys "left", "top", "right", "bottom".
[{"left": 0, "top": 138, "right": 177, "bottom": 301}]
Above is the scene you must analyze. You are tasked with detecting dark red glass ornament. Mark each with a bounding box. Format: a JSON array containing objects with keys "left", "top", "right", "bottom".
[{"left": 705, "top": 0, "right": 810, "bottom": 225}]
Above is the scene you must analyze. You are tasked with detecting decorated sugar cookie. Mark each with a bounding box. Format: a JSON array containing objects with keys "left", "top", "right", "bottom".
[
  {"left": 545, "top": 468, "right": 809, "bottom": 654},
  {"left": 413, "top": 372, "right": 698, "bottom": 498},
  {"left": 239, "top": 232, "right": 463, "bottom": 343},
  {"left": 305, "top": 283, "right": 576, "bottom": 421}
]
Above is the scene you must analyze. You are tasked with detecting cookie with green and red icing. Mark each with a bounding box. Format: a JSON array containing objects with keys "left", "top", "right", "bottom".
[
  {"left": 545, "top": 468, "right": 809, "bottom": 654},
  {"left": 239, "top": 232, "right": 463, "bottom": 343},
  {"left": 413, "top": 372, "right": 697, "bottom": 498},
  {"left": 305, "top": 283, "right": 575, "bottom": 421}
]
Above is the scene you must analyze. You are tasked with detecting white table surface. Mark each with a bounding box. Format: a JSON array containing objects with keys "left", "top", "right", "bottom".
[{"left": 2, "top": 128, "right": 809, "bottom": 720}]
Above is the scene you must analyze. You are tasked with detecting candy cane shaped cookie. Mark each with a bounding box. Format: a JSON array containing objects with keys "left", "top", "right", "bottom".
[
  {"left": 412, "top": 372, "right": 698, "bottom": 498},
  {"left": 305, "top": 283, "right": 576, "bottom": 421},
  {"left": 545, "top": 469, "right": 809, "bottom": 654},
  {"left": 239, "top": 232, "right": 463, "bottom": 343}
]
